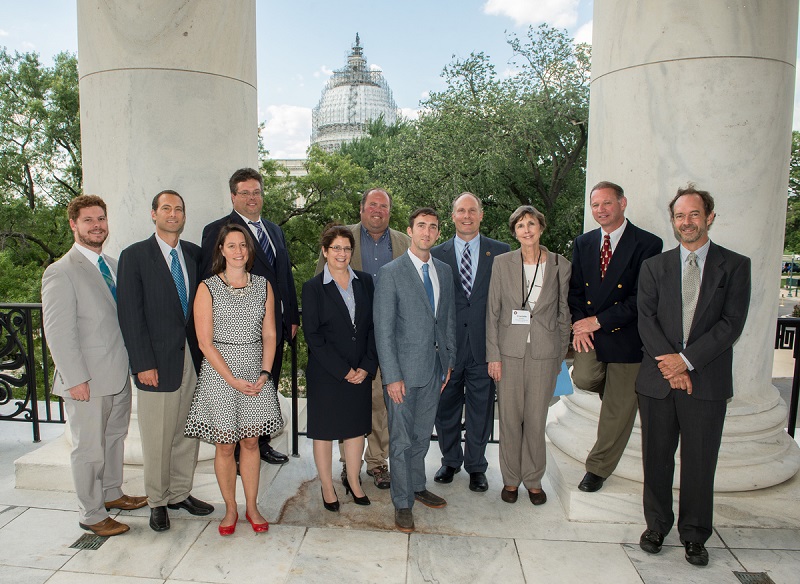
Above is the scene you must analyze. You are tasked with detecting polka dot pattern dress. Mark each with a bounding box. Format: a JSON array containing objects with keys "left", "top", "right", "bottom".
[{"left": 185, "top": 274, "right": 284, "bottom": 444}]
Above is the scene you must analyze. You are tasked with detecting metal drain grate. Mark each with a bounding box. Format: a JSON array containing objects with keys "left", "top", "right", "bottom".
[
  {"left": 733, "top": 572, "right": 775, "bottom": 584},
  {"left": 69, "top": 534, "right": 108, "bottom": 550}
]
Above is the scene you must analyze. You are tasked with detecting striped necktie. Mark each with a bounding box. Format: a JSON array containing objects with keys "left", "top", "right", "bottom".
[
  {"left": 460, "top": 244, "right": 473, "bottom": 298},
  {"left": 249, "top": 221, "right": 276, "bottom": 269},
  {"left": 97, "top": 256, "right": 117, "bottom": 302}
]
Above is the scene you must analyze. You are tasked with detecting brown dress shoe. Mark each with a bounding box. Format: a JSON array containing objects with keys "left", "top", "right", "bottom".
[
  {"left": 79, "top": 517, "right": 130, "bottom": 536},
  {"left": 105, "top": 494, "right": 148, "bottom": 511},
  {"left": 500, "top": 487, "right": 518, "bottom": 503}
]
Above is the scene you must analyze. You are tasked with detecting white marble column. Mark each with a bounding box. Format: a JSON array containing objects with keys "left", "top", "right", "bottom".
[
  {"left": 547, "top": 0, "right": 800, "bottom": 490},
  {"left": 77, "top": 0, "right": 259, "bottom": 254},
  {"left": 76, "top": 1, "right": 259, "bottom": 464}
]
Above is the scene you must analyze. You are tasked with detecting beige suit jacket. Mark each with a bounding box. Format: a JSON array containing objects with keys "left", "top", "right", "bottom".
[
  {"left": 486, "top": 247, "right": 572, "bottom": 361},
  {"left": 42, "top": 245, "right": 131, "bottom": 398},
  {"left": 315, "top": 223, "right": 411, "bottom": 275}
]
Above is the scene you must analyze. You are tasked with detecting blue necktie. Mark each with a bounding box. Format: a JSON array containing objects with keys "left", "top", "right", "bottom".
[
  {"left": 249, "top": 221, "right": 276, "bottom": 269},
  {"left": 170, "top": 248, "right": 189, "bottom": 319},
  {"left": 97, "top": 256, "right": 117, "bottom": 302},
  {"left": 422, "top": 263, "right": 435, "bottom": 312}
]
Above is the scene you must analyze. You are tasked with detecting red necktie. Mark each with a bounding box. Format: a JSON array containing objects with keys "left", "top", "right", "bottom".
[{"left": 600, "top": 234, "right": 612, "bottom": 279}]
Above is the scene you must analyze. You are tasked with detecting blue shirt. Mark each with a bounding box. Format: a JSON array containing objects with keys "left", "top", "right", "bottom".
[
  {"left": 360, "top": 225, "right": 393, "bottom": 282},
  {"left": 323, "top": 264, "right": 358, "bottom": 324}
]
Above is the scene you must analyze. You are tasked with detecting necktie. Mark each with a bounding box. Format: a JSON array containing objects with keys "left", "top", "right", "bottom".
[
  {"left": 682, "top": 252, "right": 701, "bottom": 344},
  {"left": 170, "top": 248, "right": 189, "bottom": 319},
  {"left": 600, "top": 234, "right": 612, "bottom": 279},
  {"left": 249, "top": 221, "right": 276, "bottom": 269},
  {"left": 422, "top": 263, "right": 435, "bottom": 312},
  {"left": 459, "top": 244, "right": 473, "bottom": 298},
  {"left": 97, "top": 256, "right": 117, "bottom": 302}
]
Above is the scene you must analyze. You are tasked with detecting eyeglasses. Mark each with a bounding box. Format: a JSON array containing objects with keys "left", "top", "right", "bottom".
[
  {"left": 328, "top": 245, "right": 353, "bottom": 254},
  {"left": 235, "top": 190, "right": 262, "bottom": 199}
]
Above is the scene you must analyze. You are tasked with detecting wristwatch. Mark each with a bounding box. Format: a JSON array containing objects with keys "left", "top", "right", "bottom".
[{"left": 259, "top": 370, "right": 273, "bottom": 381}]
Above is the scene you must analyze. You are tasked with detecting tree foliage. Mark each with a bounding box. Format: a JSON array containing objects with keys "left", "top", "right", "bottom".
[
  {"left": 786, "top": 131, "right": 800, "bottom": 253},
  {"left": 0, "top": 49, "right": 79, "bottom": 299}
]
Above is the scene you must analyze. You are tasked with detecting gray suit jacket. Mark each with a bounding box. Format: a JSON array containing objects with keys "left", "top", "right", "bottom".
[
  {"left": 432, "top": 235, "right": 510, "bottom": 366},
  {"left": 315, "top": 223, "right": 411, "bottom": 275},
  {"left": 42, "top": 246, "right": 131, "bottom": 398},
  {"left": 486, "top": 247, "right": 572, "bottom": 361},
  {"left": 373, "top": 253, "right": 457, "bottom": 387},
  {"left": 636, "top": 242, "right": 751, "bottom": 401}
]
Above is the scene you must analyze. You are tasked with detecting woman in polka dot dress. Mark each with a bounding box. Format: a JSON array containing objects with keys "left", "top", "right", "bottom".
[{"left": 185, "top": 224, "right": 283, "bottom": 535}]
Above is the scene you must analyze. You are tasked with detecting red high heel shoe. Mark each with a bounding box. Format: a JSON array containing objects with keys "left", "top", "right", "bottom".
[
  {"left": 218, "top": 513, "right": 238, "bottom": 536},
  {"left": 245, "top": 512, "right": 269, "bottom": 533}
]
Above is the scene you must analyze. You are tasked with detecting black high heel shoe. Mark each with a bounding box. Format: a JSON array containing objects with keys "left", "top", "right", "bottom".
[
  {"left": 321, "top": 487, "right": 340, "bottom": 512},
  {"left": 342, "top": 475, "right": 370, "bottom": 506}
]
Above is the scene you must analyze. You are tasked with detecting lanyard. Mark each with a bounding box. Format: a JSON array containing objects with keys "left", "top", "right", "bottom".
[{"left": 520, "top": 249, "right": 543, "bottom": 309}]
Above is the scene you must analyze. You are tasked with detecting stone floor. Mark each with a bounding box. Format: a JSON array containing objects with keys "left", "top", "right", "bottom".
[{"left": 1, "top": 416, "right": 799, "bottom": 584}]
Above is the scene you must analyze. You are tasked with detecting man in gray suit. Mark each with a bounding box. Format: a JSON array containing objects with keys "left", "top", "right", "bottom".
[
  {"left": 42, "top": 195, "right": 147, "bottom": 537},
  {"left": 431, "top": 193, "right": 510, "bottom": 492},
  {"left": 374, "top": 207, "right": 457, "bottom": 533},
  {"left": 117, "top": 190, "right": 214, "bottom": 532},
  {"left": 315, "top": 187, "right": 411, "bottom": 489},
  {"left": 636, "top": 185, "right": 750, "bottom": 567}
]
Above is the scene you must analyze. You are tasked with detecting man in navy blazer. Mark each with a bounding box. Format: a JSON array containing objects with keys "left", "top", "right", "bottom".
[
  {"left": 201, "top": 168, "right": 299, "bottom": 465},
  {"left": 117, "top": 190, "right": 214, "bottom": 531},
  {"left": 374, "top": 208, "right": 457, "bottom": 533},
  {"left": 636, "top": 185, "right": 750, "bottom": 567},
  {"left": 568, "top": 181, "right": 662, "bottom": 493},
  {"left": 431, "top": 192, "right": 510, "bottom": 492}
]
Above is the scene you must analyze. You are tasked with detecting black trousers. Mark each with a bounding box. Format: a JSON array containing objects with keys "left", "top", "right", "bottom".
[{"left": 639, "top": 390, "right": 727, "bottom": 544}]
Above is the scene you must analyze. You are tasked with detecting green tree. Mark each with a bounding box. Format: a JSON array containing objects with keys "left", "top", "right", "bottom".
[
  {"left": 376, "top": 24, "right": 590, "bottom": 253},
  {"left": 786, "top": 131, "right": 800, "bottom": 253}
]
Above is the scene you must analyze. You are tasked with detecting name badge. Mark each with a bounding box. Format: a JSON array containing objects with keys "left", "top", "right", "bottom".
[{"left": 511, "top": 309, "right": 531, "bottom": 325}]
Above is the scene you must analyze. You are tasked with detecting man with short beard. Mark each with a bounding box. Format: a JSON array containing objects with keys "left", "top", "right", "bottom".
[
  {"left": 42, "top": 195, "right": 147, "bottom": 537},
  {"left": 636, "top": 185, "right": 750, "bottom": 567}
]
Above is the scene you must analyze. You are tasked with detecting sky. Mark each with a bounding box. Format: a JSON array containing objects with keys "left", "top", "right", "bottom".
[{"left": 0, "top": 0, "right": 797, "bottom": 159}]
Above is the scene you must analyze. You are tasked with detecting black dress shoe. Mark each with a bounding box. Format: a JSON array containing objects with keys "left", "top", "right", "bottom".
[
  {"left": 168, "top": 495, "right": 214, "bottom": 516},
  {"left": 395, "top": 508, "right": 414, "bottom": 532},
  {"left": 434, "top": 465, "right": 460, "bottom": 484},
  {"left": 468, "top": 472, "right": 488, "bottom": 492},
  {"left": 260, "top": 445, "right": 289, "bottom": 465},
  {"left": 578, "top": 471, "right": 606, "bottom": 492},
  {"left": 682, "top": 541, "right": 709, "bottom": 566},
  {"left": 149, "top": 506, "right": 170, "bottom": 532},
  {"left": 639, "top": 529, "right": 665, "bottom": 554}
]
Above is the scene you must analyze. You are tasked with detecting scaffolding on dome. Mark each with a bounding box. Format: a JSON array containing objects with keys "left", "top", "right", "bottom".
[{"left": 311, "top": 33, "right": 399, "bottom": 152}]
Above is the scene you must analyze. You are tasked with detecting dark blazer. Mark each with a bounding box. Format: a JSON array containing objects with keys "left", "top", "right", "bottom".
[
  {"left": 568, "top": 221, "right": 662, "bottom": 363},
  {"left": 117, "top": 235, "right": 202, "bottom": 392},
  {"left": 374, "top": 253, "right": 457, "bottom": 387},
  {"left": 431, "top": 235, "right": 510, "bottom": 366},
  {"left": 302, "top": 270, "right": 378, "bottom": 384},
  {"left": 201, "top": 211, "right": 299, "bottom": 342},
  {"left": 636, "top": 242, "right": 751, "bottom": 401}
]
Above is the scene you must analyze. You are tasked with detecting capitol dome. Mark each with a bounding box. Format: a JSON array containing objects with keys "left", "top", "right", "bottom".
[{"left": 311, "top": 34, "right": 399, "bottom": 152}]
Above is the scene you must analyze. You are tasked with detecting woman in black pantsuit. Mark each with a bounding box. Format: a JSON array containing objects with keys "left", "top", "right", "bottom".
[{"left": 302, "top": 224, "right": 378, "bottom": 511}]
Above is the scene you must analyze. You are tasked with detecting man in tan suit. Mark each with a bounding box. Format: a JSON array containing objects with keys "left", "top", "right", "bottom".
[
  {"left": 315, "top": 187, "right": 410, "bottom": 489},
  {"left": 42, "top": 195, "right": 147, "bottom": 537}
]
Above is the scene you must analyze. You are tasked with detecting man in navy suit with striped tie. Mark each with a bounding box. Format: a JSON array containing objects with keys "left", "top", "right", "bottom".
[
  {"left": 201, "top": 168, "right": 300, "bottom": 465},
  {"left": 117, "top": 190, "right": 214, "bottom": 532}
]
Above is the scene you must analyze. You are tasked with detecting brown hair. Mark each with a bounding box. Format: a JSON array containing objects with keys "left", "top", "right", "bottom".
[
  {"left": 590, "top": 181, "right": 625, "bottom": 199},
  {"left": 669, "top": 183, "right": 715, "bottom": 217},
  {"left": 229, "top": 167, "right": 263, "bottom": 194},
  {"left": 408, "top": 207, "right": 439, "bottom": 228},
  {"left": 320, "top": 223, "right": 355, "bottom": 249},
  {"left": 211, "top": 223, "right": 255, "bottom": 274},
  {"left": 68, "top": 195, "right": 107, "bottom": 222},
  {"left": 152, "top": 189, "right": 185, "bottom": 211},
  {"left": 508, "top": 205, "right": 547, "bottom": 233}
]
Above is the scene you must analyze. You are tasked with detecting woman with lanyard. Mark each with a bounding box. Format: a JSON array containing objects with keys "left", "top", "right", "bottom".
[{"left": 485, "top": 205, "right": 571, "bottom": 505}]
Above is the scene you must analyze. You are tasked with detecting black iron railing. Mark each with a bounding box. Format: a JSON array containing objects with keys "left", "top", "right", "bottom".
[
  {"left": 775, "top": 317, "right": 800, "bottom": 437},
  {"left": 0, "top": 303, "right": 65, "bottom": 442}
]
